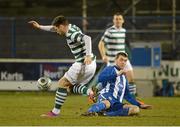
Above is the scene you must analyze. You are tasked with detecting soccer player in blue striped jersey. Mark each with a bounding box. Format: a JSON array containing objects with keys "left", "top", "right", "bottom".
[
  {"left": 28, "top": 15, "right": 96, "bottom": 117},
  {"left": 82, "top": 52, "right": 152, "bottom": 116},
  {"left": 98, "top": 12, "right": 137, "bottom": 98}
]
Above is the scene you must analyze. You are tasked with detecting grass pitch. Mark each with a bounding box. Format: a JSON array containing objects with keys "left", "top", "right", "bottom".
[{"left": 0, "top": 91, "right": 180, "bottom": 126}]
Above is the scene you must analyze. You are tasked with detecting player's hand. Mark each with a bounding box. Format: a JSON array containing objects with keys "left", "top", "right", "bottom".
[
  {"left": 140, "top": 104, "right": 152, "bottom": 109},
  {"left": 28, "top": 20, "right": 40, "bottom": 29},
  {"left": 84, "top": 55, "right": 92, "bottom": 65},
  {"left": 102, "top": 56, "right": 108, "bottom": 64}
]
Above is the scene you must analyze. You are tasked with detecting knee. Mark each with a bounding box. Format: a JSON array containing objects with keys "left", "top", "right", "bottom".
[
  {"left": 103, "top": 100, "right": 111, "bottom": 109},
  {"left": 128, "top": 105, "right": 140, "bottom": 115},
  {"left": 133, "top": 106, "right": 140, "bottom": 114},
  {"left": 58, "top": 77, "right": 72, "bottom": 89}
]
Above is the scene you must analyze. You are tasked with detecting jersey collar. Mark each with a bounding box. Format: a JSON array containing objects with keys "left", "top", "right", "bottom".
[
  {"left": 114, "top": 65, "right": 121, "bottom": 71},
  {"left": 112, "top": 25, "right": 123, "bottom": 30}
]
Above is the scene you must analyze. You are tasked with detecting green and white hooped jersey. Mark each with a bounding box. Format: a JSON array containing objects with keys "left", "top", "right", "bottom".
[
  {"left": 102, "top": 26, "right": 126, "bottom": 65},
  {"left": 66, "top": 24, "right": 91, "bottom": 63}
]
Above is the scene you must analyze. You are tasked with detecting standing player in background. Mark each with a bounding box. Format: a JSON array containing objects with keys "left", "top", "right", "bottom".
[
  {"left": 98, "top": 12, "right": 137, "bottom": 99},
  {"left": 28, "top": 15, "right": 96, "bottom": 117}
]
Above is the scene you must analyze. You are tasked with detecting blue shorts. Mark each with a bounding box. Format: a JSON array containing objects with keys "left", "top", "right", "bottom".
[
  {"left": 98, "top": 93, "right": 119, "bottom": 106},
  {"left": 98, "top": 93, "right": 129, "bottom": 116}
]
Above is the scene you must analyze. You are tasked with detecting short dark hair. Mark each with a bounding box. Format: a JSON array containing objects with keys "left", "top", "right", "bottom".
[
  {"left": 51, "top": 15, "right": 69, "bottom": 26},
  {"left": 115, "top": 52, "right": 128, "bottom": 59},
  {"left": 113, "top": 12, "right": 124, "bottom": 16}
]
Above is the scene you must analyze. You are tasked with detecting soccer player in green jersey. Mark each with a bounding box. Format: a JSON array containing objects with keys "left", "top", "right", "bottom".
[
  {"left": 98, "top": 12, "right": 143, "bottom": 104},
  {"left": 29, "top": 15, "right": 96, "bottom": 117}
]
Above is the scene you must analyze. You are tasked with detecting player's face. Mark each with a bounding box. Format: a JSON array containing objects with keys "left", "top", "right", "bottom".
[
  {"left": 55, "top": 25, "right": 67, "bottom": 36},
  {"left": 113, "top": 15, "right": 124, "bottom": 28},
  {"left": 115, "top": 55, "right": 127, "bottom": 69}
]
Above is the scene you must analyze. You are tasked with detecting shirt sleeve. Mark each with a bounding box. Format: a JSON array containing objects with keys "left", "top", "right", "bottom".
[
  {"left": 70, "top": 31, "right": 84, "bottom": 42},
  {"left": 101, "top": 30, "right": 110, "bottom": 43},
  {"left": 98, "top": 66, "right": 117, "bottom": 88},
  {"left": 82, "top": 35, "right": 92, "bottom": 56},
  {"left": 124, "top": 81, "right": 141, "bottom": 107},
  {"left": 39, "top": 25, "right": 56, "bottom": 32}
]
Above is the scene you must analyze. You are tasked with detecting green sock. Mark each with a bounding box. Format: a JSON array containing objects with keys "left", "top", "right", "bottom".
[
  {"left": 72, "top": 85, "right": 88, "bottom": 95},
  {"left": 128, "top": 82, "right": 136, "bottom": 98}
]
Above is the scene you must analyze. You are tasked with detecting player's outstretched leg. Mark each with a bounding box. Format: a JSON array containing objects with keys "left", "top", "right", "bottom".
[
  {"left": 72, "top": 84, "right": 92, "bottom": 95},
  {"left": 72, "top": 84, "right": 95, "bottom": 102},
  {"left": 41, "top": 87, "right": 67, "bottom": 117},
  {"left": 41, "top": 78, "right": 69, "bottom": 118}
]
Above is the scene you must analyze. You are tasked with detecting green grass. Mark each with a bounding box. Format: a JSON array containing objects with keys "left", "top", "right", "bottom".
[{"left": 0, "top": 92, "right": 180, "bottom": 126}]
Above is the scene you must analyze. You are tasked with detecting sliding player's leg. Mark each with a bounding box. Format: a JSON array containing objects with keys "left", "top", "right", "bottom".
[
  {"left": 82, "top": 92, "right": 113, "bottom": 116},
  {"left": 88, "top": 100, "right": 109, "bottom": 113},
  {"left": 81, "top": 99, "right": 110, "bottom": 116},
  {"left": 123, "top": 104, "right": 140, "bottom": 115},
  {"left": 104, "top": 103, "right": 139, "bottom": 116}
]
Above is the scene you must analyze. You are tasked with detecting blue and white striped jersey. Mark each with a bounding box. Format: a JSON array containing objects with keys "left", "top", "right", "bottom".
[{"left": 98, "top": 66, "right": 140, "bottom": 106}]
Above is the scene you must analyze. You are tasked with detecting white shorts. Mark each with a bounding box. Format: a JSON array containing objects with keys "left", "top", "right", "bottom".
[
  {"left": 107, "top": 59, "right": 133, "bottom": 72},
  {"left": 64, "top": 60, "right": 96, "bottom": 85}
]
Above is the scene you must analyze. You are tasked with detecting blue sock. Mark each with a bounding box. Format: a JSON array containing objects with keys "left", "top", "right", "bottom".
[{"left": 88, "top": 102, "right": 106, "bottom": 113}]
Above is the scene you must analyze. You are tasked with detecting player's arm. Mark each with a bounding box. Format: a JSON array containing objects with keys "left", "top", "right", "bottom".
[
  {"left": 28, "top": 21, "right": 56, "bottom": 32},
  {"left": 124, "top": 82, "right": 152, "bottom": 109},
  {"left": 125, "top": 32, "right": 132, "bottom": 59},
  {"left": 124, "top": 83, "right": 141, "bottom": 106},
  {"left": 98, "top": 40, "right": 108, "bottom": 63},
  {"left": 82, "top": 35, "right": 92, "bottom": 65},
  {"left": 71, "top": 32, "right": 92, "bottom": 65},
  {"left": 98, "top": 30, "right": 109, "bottom": 64}
]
